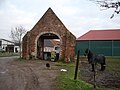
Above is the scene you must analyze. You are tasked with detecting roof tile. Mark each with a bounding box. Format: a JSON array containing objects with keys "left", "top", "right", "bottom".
[{"left": 77, "top": 29, "right": 120, "bottom": 40}]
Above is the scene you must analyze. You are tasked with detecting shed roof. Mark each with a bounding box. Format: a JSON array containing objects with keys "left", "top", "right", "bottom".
[
  {"left": 77, "top": 29, "right": 120, "bottom": 40},
  {"left": 44, "top": 39, "right": 60, "bottom": 47},
  {"left": 0, "top": 38, "right": 14, "bottom": 43},
  {"left": 44, "top": 39, "right": 54, "bottom": 47}
]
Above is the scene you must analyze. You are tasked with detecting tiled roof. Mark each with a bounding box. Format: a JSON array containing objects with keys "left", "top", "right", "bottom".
[
  {"left": 77, "top": 29, "right": 120, "bottom": 40},
  {"left": 44, "top": 39, "right": 54, "bottom": 47},
  {"left": 44, "top": 39, "right": 60, "bottom": 47},
  {"left": 51, "top": 39, "right": 60, "bottom": 46}
]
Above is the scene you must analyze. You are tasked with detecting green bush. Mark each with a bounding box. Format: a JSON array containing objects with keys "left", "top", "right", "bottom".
[{"left": 0, "top": 52, "right": 19, "bottom": 57}]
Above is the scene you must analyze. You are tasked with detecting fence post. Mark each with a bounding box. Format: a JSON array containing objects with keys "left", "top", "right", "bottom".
[
  {"left": 93, "top": 64, "right": 96, "bottom": 88},
  {"left": 74, "top": 50, "right": 80, "bottom": 80}
]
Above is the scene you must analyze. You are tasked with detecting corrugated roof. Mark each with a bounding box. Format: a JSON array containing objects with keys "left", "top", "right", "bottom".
[{"left": 77, "top": 29, "right": 120, "bottom": 40}]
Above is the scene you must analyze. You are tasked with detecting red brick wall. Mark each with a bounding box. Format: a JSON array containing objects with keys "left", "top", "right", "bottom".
[{"left": 22, "top": 8, "right": 76, "bottom": 62}]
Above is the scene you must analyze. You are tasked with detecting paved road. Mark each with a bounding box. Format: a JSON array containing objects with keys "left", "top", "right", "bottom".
[{"left": 0, "top": 56, "right": 19, "bottom": 59}]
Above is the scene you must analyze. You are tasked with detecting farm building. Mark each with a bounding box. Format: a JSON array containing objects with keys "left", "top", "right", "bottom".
[
  {"left": 76, "top": 29, "right": 120, "bottom": 56},
  {"left": 0, "top": 38, "right": 19, "bottom": 53},
  {"left": 43, "top": 39, "right": 60, "bottom": 60},
  {"left": 22, "top": 8, "right": 76, "bottom": 62}
]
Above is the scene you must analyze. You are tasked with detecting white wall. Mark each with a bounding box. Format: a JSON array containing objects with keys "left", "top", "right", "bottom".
[{"left": 0, "top": 39, "right": 19, "bottom": 53}]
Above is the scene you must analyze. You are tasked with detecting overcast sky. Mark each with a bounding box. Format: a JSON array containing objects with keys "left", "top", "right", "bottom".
[{"left": 0, "top": 0, "right": 120, "bottom": 40}]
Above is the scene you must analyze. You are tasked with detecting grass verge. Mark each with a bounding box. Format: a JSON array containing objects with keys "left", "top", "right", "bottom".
[{"left": 54, "top": 61, "right": 118, "bottom": 90}]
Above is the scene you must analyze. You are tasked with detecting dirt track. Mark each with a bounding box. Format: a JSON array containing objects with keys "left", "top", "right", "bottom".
[
  {"left": 0, "top": 57, "right": 59, "bottom": 90},
  {"left": 1, "top": 56, "right": 120, "bottom": 90}
]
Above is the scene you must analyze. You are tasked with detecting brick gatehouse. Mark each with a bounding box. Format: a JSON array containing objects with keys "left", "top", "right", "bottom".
[{"left": 22, "top": 8, "right": 76, "bottom": 62}]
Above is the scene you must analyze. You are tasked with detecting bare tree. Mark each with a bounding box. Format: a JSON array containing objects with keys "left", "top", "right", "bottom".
[
  {"left": 90, "top": 0, "right": 120, "bottom": 18},
  {"left": 10, "top": 26, "right": 26, "bottom": 58}
]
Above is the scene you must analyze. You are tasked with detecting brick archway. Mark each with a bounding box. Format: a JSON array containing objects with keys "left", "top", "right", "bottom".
[
  {"left": 35, "top": 32, "right": 62, "bottom": 59},
  {"left": 22, "top": 8, "right": 76, "bottom": 62}
]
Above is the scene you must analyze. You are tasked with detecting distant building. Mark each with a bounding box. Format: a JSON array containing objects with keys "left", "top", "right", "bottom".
[
  {"left": 0, "top": 38, "right": 19, "bottom": 53},
  {"left": 76, "top": 29, "right": 120, "bottom": 56},
  {"left": 44, "top": 39, "right": 54, "bottom": 52},
  {"left": 43, "top": 39, "right": 60, "bottom": 60}
]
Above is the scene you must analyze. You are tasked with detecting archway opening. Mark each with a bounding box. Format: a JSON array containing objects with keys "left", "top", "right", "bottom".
[{"left": 37, "top": 33, "right": 61, "bottom": 61}]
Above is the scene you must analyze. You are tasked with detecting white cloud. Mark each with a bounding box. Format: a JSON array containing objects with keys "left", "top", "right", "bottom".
[
  {"left": 0, "top": 0, "right": 120, "bottom": 40},
  {"left": 0, "top": 1, "right": 38, "bottom": 39}
]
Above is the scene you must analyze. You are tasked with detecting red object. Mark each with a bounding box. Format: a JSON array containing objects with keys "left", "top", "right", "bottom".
[{"left": 77, "top": 29, "right": 120, "bottom": 40}]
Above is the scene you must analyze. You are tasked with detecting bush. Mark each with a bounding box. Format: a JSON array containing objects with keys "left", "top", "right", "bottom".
[{"left": 0, "top": 52, "right": 19, "bottom": 57}]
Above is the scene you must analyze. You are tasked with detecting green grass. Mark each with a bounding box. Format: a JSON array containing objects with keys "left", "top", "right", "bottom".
[
  {"left": 55, "top": 75, "right": 94, "bottom": 90},
  {"left": 0, "top": 52, "right": 19, "bottom": 57},
  {"left": 54, "top": 57, "right": 120, "bottom": 90},
  {"left": 106, "top": 56, "right": 120, "bottom": 72},
  {"left": 55, "top": 63, "right": 97, "bottom": 90}
]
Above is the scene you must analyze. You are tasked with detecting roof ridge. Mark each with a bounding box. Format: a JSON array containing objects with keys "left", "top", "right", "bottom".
[
  {"left": 0, "top": 38, "right": 14, "bottom": 43},
  {"left": 90, "top": 29, "right": 120, "bottom": 31},
  {"left": 77, "top": 29, "right": 120, "bottom": 40}
]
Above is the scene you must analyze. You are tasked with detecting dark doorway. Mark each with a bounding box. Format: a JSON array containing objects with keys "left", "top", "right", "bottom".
[{"left": 6, "top": 45, "right": 14, "bottom": 52}]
